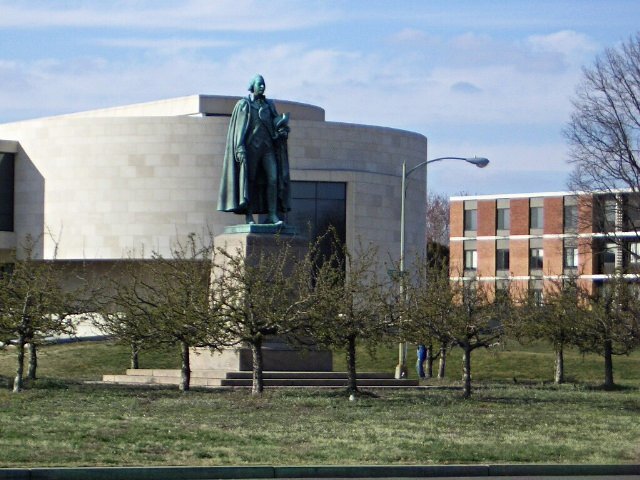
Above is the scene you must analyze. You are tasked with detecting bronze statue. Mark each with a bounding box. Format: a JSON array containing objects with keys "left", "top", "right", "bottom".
[{"left": 217, "top": 75, "right": 291, "bottom": 225}]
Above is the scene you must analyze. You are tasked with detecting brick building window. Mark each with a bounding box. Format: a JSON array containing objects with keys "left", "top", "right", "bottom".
[
  {"left": 624, "top": 194, "right": 640, "bottom": 231},
  {"left": 626, "top": 241, "right": 640, "bottom": 272},
  {"left": 464, "top": 209, "right": 477, "bottom": 232},
  {"left": 496, "top": 248, "right": 510, "bottom": 272},
  {"left": 598, "top": 242, "right": 617, "bottom": 274},
  {"left": 464, "top": 249, "right": 477, "bottom": 271},
  {"left": 529, "top": 248, "right": 544, "bottom": 272},
  {"left": 596, "top": 196, "right": 617, "bottom": 232},
  {"left": 564, "top": 246, "right": 578, "bottom": 270},
  {"left": 529, "top": 279, "right": 544, "bottom": 305},
  {"left": 497, "top": 207, "right": 510, "bottom": 231},
  {"left": 564, "top": 204, "right": 578, "bottom": 232},
  {"left": 530, "top": 206, "right": 543, "bottom": 230}
]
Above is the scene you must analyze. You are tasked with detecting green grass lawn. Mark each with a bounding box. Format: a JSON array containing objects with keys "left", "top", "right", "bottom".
[{"left": 0, "top": 340, "right": 639, "bottom": 467}]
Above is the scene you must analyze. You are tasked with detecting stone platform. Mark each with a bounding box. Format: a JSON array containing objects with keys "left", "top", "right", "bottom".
[{"left": 101, "top": 369, "right": 419, "bottom": 388}]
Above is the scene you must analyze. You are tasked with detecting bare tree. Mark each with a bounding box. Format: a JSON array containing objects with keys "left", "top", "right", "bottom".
[
  {"left": 103, "top": 234, "right": 225, "bottom": 392},
  {"left": 0, "top": 236, "right": 80, "bottom": 392},
  {"left": 426, "top": 192, "right": 450, "bottom": 247},
  {"left": 97, "top": 260, "right": 160, "bottom": 370},
  {"left": 404, "top": 257, "right": 452, "bottom": 380},
  {"left": 422, "top": 192, "right": 451, "bottom": 377},
  {"left": 414, "top": 266, "right": 506, "bottom": 398},
  {"left": 566, "top": 33, "right": 640, "bottom": 247},
  {"left": 308, "top": 238, "right": 393, "bottom": 395},
  {"left": 580, "top": 274, "right": 640, "bottom": 389},
  {"left": 213, "top": 237, "right": 318, "bottom": 395},
  {"left": 510, "top": 275, "right": 588, "bottom": 384}
]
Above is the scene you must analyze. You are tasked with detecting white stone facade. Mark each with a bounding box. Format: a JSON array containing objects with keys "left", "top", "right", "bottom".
[{"left": 0, "top": 95, "right": 427, "bottom": 262}]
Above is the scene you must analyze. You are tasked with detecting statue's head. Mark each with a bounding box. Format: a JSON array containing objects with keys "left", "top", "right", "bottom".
[{"left": 247, "top": 74, "right": 266, "bottom": 95}]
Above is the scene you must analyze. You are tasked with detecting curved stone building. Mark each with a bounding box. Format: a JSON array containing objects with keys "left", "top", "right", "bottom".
[{"left": 0, "top": 95, "right": 427, "bottom": 266}]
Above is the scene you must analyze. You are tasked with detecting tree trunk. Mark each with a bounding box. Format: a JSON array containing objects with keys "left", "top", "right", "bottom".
[
  {"left": 346, "top": 335, "right": 358, "bottom": 394},
  {"left": 438, "top": 344, "right": 447, "bottom": 379},
  {"left": 130, "top": 341, "right": 140, "bottom": 370},
  {"left": 27, "top": 343, "right": 38, "bottom": 380},
  {"left": 462, "top": 344, "right": 472, "bottom": 399},
  {"left": 425, "top": 344, "right": 433, "bottom": 379},
  {"left": 179, "top": 341, "right": 190, "bottom": 392},
  {"left": 251, "top": 336, "right": 264, "bottom": 395},
  {"left": 13, "top": 335, "right": 26, "bottom": 393},
  {"left": 603, "top": 338, "right": 614, "bottom": 390},
  {"left": 554, "top": 346, "right": 564, "bottom": 384}
]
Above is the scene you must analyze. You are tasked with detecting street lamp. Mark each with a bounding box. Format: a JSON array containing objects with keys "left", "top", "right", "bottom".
[{"left": 395, "top": 156, "right": 490, "bottom": 379}]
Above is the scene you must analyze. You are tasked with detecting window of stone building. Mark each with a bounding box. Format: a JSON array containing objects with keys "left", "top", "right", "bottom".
[
  {"left": 287, "top": 181, "right": 346, "bottom": 264},
  {"left": 0, "top": 152, "right": 15, "bottom": 232}
]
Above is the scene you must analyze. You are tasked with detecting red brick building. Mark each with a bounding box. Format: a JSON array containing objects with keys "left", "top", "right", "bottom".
[{"left": 449, "top": 191, "right": 640, "bottom": 298}]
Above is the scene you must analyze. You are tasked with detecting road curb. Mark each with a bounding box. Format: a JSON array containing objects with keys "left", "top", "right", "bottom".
[{"left": 0, "top": 464, "right": 638, "bottom": 479}]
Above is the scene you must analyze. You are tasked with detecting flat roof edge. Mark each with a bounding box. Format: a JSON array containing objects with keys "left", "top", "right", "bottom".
[
  {"left": 450, "top": 188, "right": 640, "bottom": 201},
  {"left": 0, "top": 139, "right": 18, "bottom": 153}
]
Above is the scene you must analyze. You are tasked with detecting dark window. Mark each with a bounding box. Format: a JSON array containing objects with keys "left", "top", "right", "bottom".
[
  {"left": 530, "top": 206, "right": 543, "bottom": 230},
  {"left": 497, "top": 207, "right": 510, "bottom": 231},
  {"left": 598, "top": 242, "right": 617, "bottom": 274},
  {"left": 464, "top": 209, "right": 477, "bottom": 232},
  {"left": 529, "top": 248, "right": 544, "bottom": 271},
  {"left": 596, "top": 196, "right": 617, "bottom": 232},
  {"left": 288, "top": 181, "right": 346, "bottom": 261},
  {"left": 0, "top": 263, "right": 13, "bottom": 277},
  {"left": 0, "top": 153, "right": 15, "bottom": 232},
  {"left": 529, "top": 280, "right": 544, "bottom": 305},
  {"left": 624, "top": 194, "right": 640, "bottom": 230},
  {"left": 564, "top": 204, "right": 577, "bottom": 232},
  {"left": 496, "top": 248, "right": 510, "bottom": 271}
]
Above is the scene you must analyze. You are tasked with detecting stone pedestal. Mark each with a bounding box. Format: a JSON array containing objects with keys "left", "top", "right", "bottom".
[
  {"left": 191, "top": 342, "right": 332, "bottom": 372},
  {"left": 194, "top": 224, "right": 332, "bottom": 372}
]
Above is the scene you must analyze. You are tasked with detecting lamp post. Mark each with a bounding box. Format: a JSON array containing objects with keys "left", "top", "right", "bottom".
[{"left": 395, "top": 156, "right": 489, "bottom": 380}]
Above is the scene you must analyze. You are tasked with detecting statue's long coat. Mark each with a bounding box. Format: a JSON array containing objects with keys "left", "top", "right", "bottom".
[{"left": 217, "top": 96, "right": 291, "bottom": 215}]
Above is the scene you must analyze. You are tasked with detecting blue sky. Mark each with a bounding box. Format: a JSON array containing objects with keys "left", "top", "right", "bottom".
[{"left": 1, "top": 0, "right": 639, "bottom": 196}]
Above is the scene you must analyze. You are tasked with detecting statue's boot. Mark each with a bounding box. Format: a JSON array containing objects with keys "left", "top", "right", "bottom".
[
  {"left": 266, "top": 181, "right": 283, "bottom": 225},
  {"left": 245, "top": 213, "right": 256, "bottom": 224},
  {"left": 266, "top": 213, "right": 283, "bottom": 225}
]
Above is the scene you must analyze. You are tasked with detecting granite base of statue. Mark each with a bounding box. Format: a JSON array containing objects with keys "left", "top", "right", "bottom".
[{"left": 190, "top": 224, "right": 333, "bottom": 372}]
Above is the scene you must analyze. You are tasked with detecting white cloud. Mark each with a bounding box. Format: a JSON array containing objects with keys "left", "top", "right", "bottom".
[
  {"left": 0, "top": 0, "right": 340, "bottom": 31},
  {"left": 94, "top": 37, "right": 236, "bottom": 54},
  {"left": 527, "top": 30, "right": 598, "bottom": 58}
]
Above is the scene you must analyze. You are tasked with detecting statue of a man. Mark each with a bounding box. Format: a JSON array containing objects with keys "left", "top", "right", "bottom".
[{"left": 217, "top": 74, "right": 291, "bottom": 225}]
